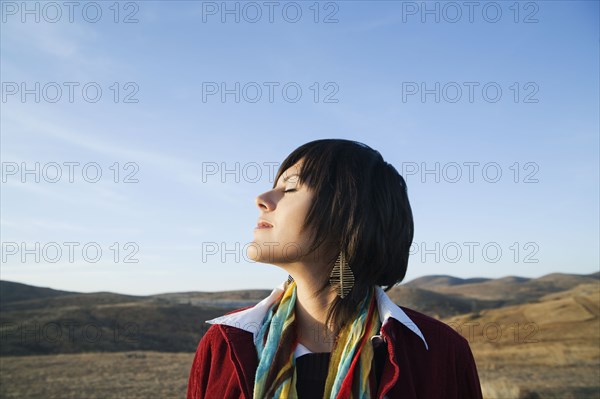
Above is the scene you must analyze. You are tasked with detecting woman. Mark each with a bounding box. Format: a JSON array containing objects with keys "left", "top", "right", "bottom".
[{"left": 187, "top": 139, "right": 483, "bottom": 399}]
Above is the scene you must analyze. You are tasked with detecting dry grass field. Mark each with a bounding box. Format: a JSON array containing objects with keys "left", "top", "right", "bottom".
[{"left": 0, "top": 351, "right": 192, "bottom": 399}]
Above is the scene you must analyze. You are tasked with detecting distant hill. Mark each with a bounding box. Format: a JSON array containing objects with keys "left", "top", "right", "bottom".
[
  {"left": 403, "top": 271, "right": 599, "bottom": 304},
  {"left": 1, "top": 271, "right": 598, "bottom": 356},
  {"left": 0, "top": 281, "right": 238, "bottom": 356},
  {"left": 0, "top": 303, "right": 231, "bottom": 357},
  {"left": 0, "top": 280, "right": 78, "bottom": 304},
  {"left": 403, "top": 275, "right": 492, "bottom": 288},
  {"left": 385, "top": 285, "right": 503, "bottom": 319},
  {"left": 153, "top": 289, "right": 272, "bottom": 308}
]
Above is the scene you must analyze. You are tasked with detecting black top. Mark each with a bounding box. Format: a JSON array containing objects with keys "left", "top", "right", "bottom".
[
  {"left": 296, "top": 352, "right": 331, "bottom": 398},
  {"left": 295, "top": 344, "right": 387, "bottom": 398}
]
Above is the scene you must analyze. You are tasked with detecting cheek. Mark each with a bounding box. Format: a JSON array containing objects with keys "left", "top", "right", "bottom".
[
  {"left": 282, "top": 199, "right": 310, "bottom": 227},
  {"left": 277, "top": 210, "right": 311, "bottom": 247},
  {"left": 278, "top": 192, "right": 313, "bottom": 241}
]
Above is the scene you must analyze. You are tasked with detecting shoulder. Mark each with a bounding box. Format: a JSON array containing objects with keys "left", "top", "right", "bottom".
[
  {"left": 391, "top": 305, "right": 480, "bottom": 374},
  {"left": 396, "top": 305, "right": 472, "bottom": 350},
  {"left": 197, "top": 305, "right": 257, "bottom": 346},
  {"left": 194, "top": 324, "right": 224, "bottom": 356},
  {"left": 385, "top": 306, "right": 483, "bottom": 398},
  {"left": 192, "top": 319, "right": 252, "bottom": 367},
  {"left": 188, "top": 308, "right": 256, "bottom": 399},
  {"left": 200, "top": 305, "right": 255, "bottom": 337}
]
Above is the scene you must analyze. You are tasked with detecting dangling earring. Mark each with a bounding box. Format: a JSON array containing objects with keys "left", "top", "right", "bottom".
[
  {"left": 287, "top": 275, "right": 294, "bottom": 284},
  {"left": 329, "top": 250, "right": 354, "bottom": 298}
]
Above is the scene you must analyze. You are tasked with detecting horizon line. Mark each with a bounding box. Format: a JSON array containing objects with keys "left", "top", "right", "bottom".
[{"left": 2, "top": 269, "right": 598, "bottom": 298}]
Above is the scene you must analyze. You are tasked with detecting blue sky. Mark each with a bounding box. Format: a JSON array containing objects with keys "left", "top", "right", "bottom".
[{"left": 1, "top": 1, "right": 598, "bottom": 295}]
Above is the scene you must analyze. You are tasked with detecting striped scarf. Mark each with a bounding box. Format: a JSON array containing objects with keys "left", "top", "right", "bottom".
[{"left": 253, "top": 279, "right": 382, "bottom": 399}]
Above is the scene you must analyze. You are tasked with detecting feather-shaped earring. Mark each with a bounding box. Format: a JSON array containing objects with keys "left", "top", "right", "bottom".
[
  {"left": 329, "top": 251, "right": 354, "bottom": 298},
  {"left": 287, "top": 274, "right": 294, "bottom": 284}
]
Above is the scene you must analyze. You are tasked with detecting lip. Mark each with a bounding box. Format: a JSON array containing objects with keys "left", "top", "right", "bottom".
[{"left": 255, "top": 219, "right": 274, "bottom": 229}]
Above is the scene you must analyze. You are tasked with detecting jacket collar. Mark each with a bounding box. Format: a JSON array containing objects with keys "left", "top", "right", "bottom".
[{"left": 206, "top": 280, "right": 429, "bottom": 351}]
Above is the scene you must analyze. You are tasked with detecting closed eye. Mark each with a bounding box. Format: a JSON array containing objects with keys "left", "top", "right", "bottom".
[{"left": 284, "top": 189, "right": 297, "bottom": 193}]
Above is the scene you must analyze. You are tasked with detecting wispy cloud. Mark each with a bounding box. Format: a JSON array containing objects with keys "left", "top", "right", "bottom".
[
  {"left": 1, "top": 17, "right": 123, "bottom": 76},
  {"left": 4, "top": 108, "right": 251, "bottom": 204}
]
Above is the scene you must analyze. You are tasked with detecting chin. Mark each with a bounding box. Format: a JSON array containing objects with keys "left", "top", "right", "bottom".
[
  {"left": 246, "top": 244, "right": 260, "bottom": 262},
  {"left": 246, "top": 244, "right": 272, "bottom": 263}
]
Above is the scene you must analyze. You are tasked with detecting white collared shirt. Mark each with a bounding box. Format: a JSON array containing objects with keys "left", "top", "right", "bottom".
[{"left": 205, "top": 280, "right": 429, "bottom": 357}]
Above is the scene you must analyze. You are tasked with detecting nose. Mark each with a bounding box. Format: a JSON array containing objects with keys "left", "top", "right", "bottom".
[{"left": 255, "top": 191, "right": 275, "bottom": 211}]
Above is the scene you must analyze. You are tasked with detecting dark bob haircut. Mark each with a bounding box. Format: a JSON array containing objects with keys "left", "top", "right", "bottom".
[{"left": 272, "top": 138, "right": 414, "bottom": 334}]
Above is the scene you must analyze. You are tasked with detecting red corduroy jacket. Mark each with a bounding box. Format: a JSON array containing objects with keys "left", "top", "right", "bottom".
[{"left": 186, "top": 283, "right": 484, "bottom": 399}]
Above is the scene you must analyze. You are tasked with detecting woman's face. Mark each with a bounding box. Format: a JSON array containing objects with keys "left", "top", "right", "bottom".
[{"left": 247, "top": 159, "right": 317, "bottom": 266}]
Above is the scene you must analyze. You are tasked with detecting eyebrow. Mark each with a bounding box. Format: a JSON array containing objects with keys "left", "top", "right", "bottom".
[{"left": 283, "top": 173, "right": 299, "bottom": 182}]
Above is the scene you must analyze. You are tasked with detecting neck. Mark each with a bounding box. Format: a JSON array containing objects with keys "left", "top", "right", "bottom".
[{"left": 290, "top": 271, "right": 338, "bottom": 353}]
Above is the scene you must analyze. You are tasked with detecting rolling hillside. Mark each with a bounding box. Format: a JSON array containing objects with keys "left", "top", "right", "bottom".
[
  {"left": 1, "top": 271, "right": 598, "bottom": 357},
  {"left": 441, "top": 281, "right": 599, "bottom": 398},
  {"left": 403, "top": 271, "right": 599, "bottom": 304},
  {"left": 0, "top": 280, "right": 78, "bottom": 304}
]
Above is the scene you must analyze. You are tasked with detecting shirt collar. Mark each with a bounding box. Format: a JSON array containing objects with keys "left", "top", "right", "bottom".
[{"left": 205, "top": 280, "right": 429, "bottom": 351}]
